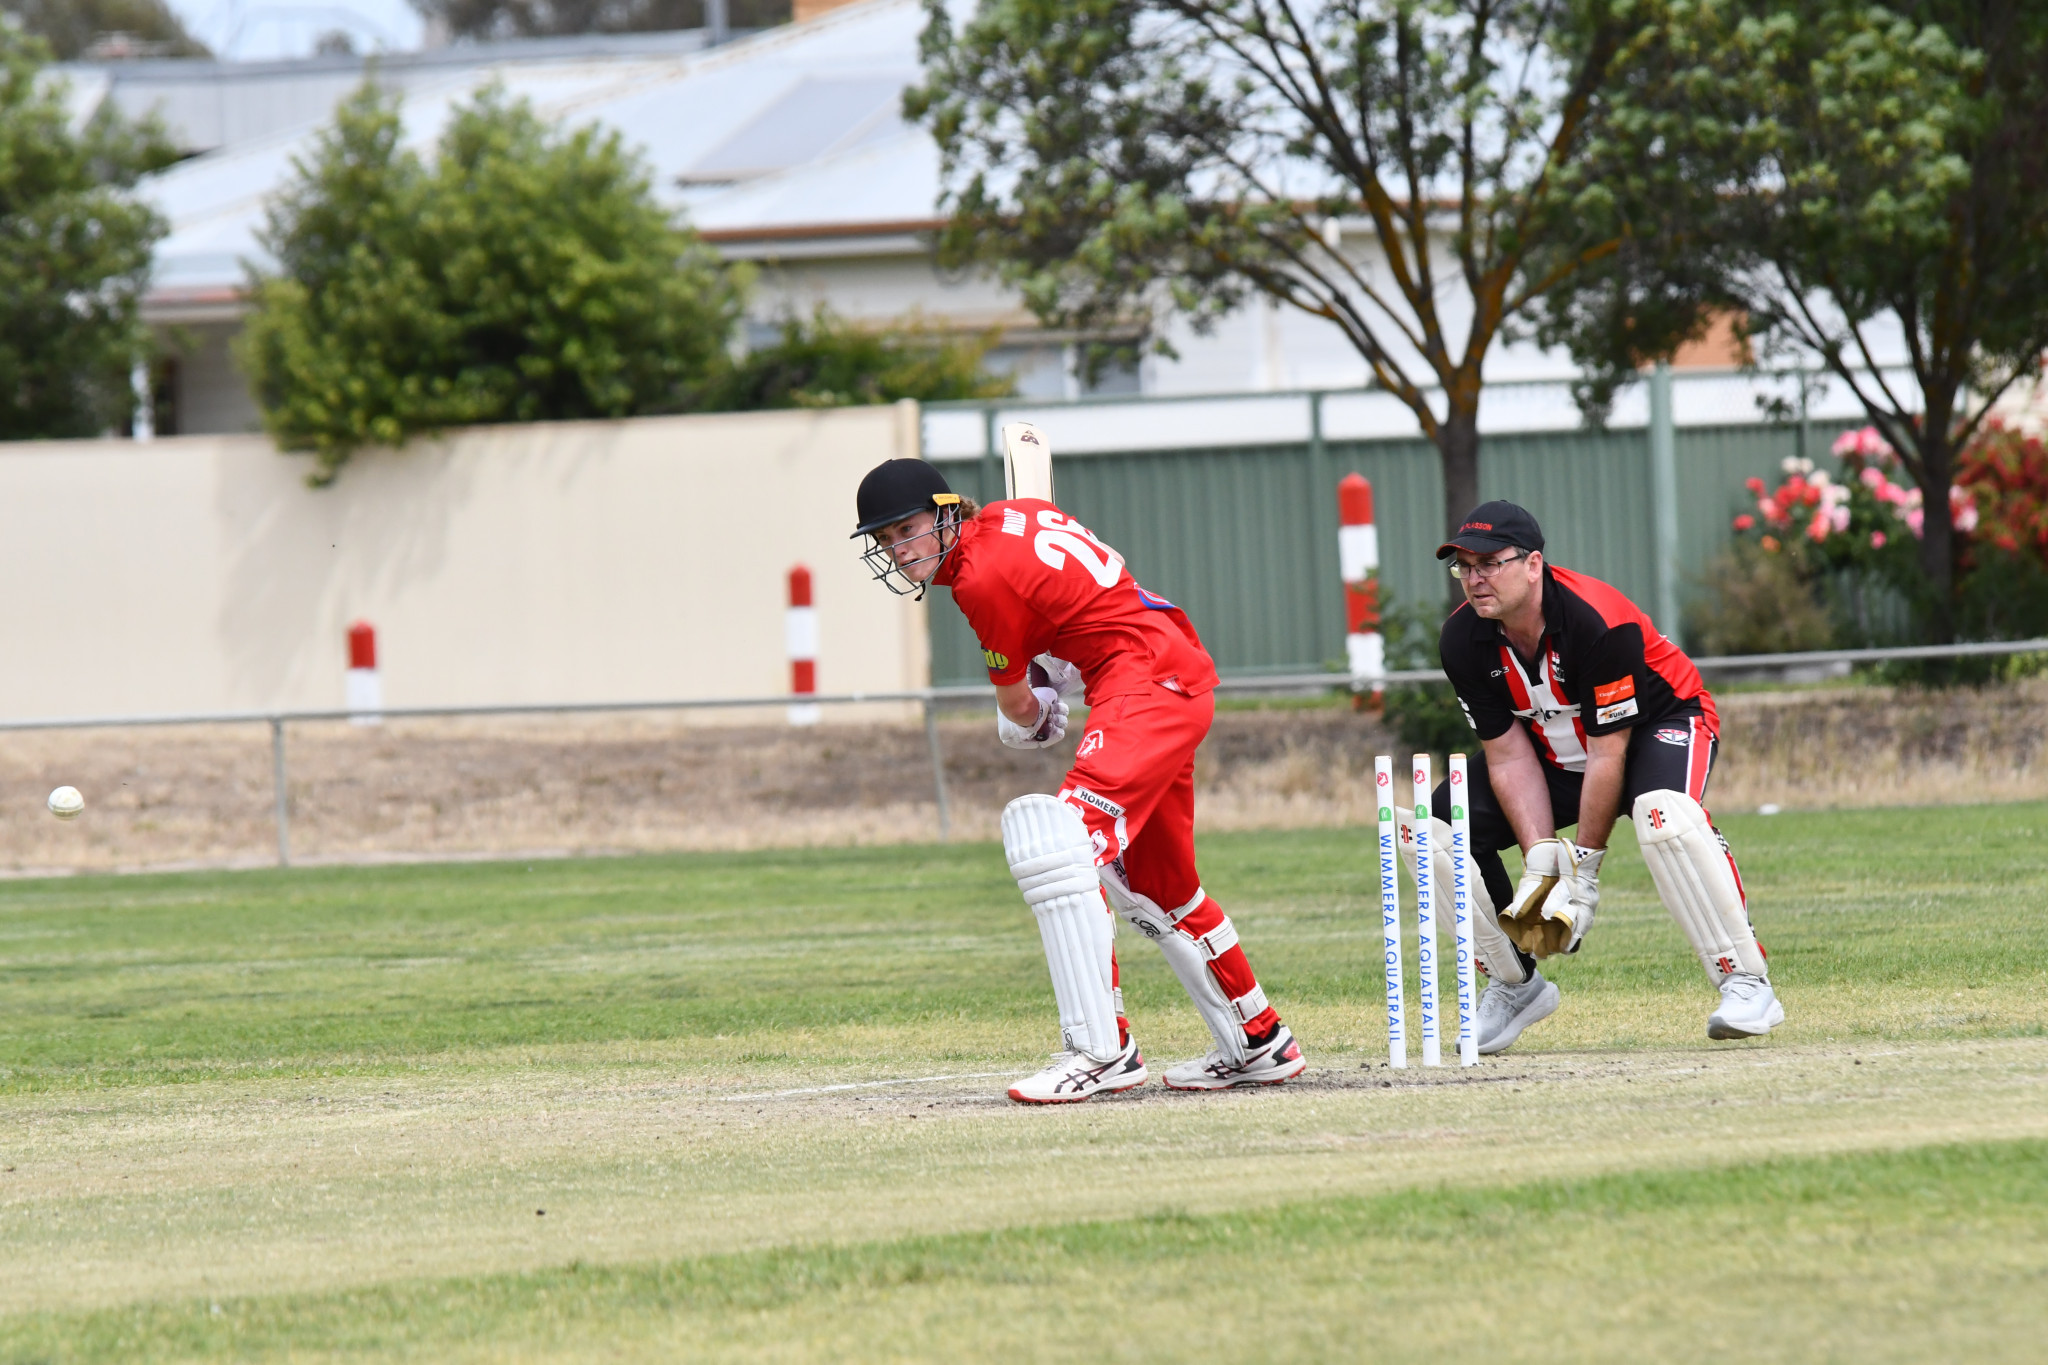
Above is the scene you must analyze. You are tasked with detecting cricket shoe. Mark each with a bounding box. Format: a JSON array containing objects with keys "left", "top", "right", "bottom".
[
  {"left": 1707, "top": 973, "right": 1784, "bottom": 1039},
  {"left": 1475, "top": 972, "right": 1559, "bottom": 1055},
  {"left": 1007, "top": 1038, "right": 1148, "bottom": 1104},
  {"left": 1163, "top": 1025, "right": 1306, "bottom": 1090}
]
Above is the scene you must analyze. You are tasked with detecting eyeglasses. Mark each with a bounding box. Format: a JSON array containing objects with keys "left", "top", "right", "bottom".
[{"left": 1449, "top": 551, "right": 1529, "bottom": 581}]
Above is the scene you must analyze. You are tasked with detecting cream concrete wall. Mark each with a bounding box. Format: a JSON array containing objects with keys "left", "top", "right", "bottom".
[{"left": 0, "top": 404, "right": 929, "bottom": 719}]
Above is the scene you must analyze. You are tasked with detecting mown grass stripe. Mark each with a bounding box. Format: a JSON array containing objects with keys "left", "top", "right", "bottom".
[{"left": 5, "top": 1138, "right": 2044, "bottom": 1362}]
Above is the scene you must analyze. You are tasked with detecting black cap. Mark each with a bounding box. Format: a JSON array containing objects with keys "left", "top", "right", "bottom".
[
  {"left": 1436, "top": 500, "right": 1545, "bottom": 559},
  {"left": 852, "top": 459, "right": 960, "bottom": 536}
]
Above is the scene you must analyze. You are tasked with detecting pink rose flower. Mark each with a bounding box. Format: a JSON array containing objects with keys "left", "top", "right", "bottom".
[
  {"left": 1871, "top": 531, "right": 1886, "bottom": 549},
  {"left": 1733, "top": 514, "right": 1756, "bottom": 531}
]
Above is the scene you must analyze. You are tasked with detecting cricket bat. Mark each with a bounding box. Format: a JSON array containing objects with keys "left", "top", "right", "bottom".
[{"left": 1000, "top": 422, "right": 1055, "bottom": 503}]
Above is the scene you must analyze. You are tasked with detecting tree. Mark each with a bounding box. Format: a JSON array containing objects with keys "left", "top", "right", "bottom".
[
  {"left": 0, "top": 27, "right": 177, "bottom": 439},
  {"left": 7, "top": 0, "right": 209, "bottom": 59},
  {"left": 1544, "top": 0, "right": 2048, "bottom": 640},
  {"left": 907, "top": 0, "right": 1701, "bottom": 537},
  {"left": 240, "top": 82, "right": 744, "bottom": 483},
  {"left": 718, "top": 307, "right": 1014, "bottom": 409}
]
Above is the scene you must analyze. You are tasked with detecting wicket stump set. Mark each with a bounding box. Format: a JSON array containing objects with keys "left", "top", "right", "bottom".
[{"left": 1375, "top": 753, "right": 1481, "bottom": 1067}]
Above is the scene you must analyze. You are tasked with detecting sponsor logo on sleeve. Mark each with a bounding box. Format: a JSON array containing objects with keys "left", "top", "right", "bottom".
[
  {"left": 981, "top": 647, "right": 1009, "bottom": 670},
  {"left": 1001, "top": 508, "right": 1027, "bottom": 536},
  {"left": 1593, "top": 677, "right": 1636, "bottom": 706},
  {"left": 1594, "top": 676, "right": 1638, "bottom": 724},
  {"left": 1596, "top": 697, "right": 1640, "bottom": 724}
]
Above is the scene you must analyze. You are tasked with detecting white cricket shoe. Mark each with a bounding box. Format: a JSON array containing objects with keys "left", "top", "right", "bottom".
[
  {"left": 1007, "top": 1037, "right": 1148, "bottom": 1104},
  {"left": 1475, "top": 972, "right": 1559, "bottom": 1055},
  {"left": 1707, "top": 973, "right": 1784, "bottom": 1039},
  {"left": 1163, "top": 1024, "right": 1306, "bottom": 1090}
]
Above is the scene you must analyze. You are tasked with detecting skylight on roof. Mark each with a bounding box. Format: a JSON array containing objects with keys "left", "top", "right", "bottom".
[{"left": 679, "top": 75, "right": 910, "bottom": 185}]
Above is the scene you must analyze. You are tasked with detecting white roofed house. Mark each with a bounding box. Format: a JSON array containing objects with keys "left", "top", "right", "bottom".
[{"left": 116, "top": 0, "right": 1626, "bottom": 441}]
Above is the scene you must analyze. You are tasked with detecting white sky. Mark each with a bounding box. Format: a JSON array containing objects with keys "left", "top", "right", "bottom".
[{"left": 164, "top": 0, "right": 427, "bottom": 60}]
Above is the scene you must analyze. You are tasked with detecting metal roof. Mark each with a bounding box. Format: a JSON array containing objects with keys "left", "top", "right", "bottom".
[{"left": 139, "top": 0, "right": 941, "bottom": 314}]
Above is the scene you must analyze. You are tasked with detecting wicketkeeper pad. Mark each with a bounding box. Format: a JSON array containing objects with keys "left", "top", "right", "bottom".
[
  {"left": 1633, "top": 790, "right": 1768, "bottom": 985},
  {"left": 1397, "top": 812, "right": 1528, "bottom": 985},
  {"left": 1002, "top": 794, "right": 1122, "bottom": 1060},
  {"left": 1100, "top": 868, "right": 1259, "bottom": 1065}
]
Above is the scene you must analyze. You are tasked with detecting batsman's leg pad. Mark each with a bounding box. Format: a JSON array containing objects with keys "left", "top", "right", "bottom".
[
  {"left": 1101, "top": 867, "right": 1255, "bottom": 1065},
  {"left": 1399, "top": 811, "right": 1527, "bottom": 985},
  {"left": 1003, "top": 794, "right": 1120, "bottom": 1060},
  {"left": 1633, "top": 790, "right": 1768, "bottom": 986}
]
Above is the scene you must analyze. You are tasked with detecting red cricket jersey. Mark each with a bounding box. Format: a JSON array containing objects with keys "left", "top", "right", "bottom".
[{"left": 932, "top": 499, "right": 1219, "bottom": 702}]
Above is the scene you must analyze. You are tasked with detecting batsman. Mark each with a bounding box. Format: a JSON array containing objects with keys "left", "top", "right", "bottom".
[
  {"left": 1404, "top": 500, "right": 1784, "bottom": 1053},
  {"left": 851, "top": 426, "right": 1305, "bottom": 1103}
]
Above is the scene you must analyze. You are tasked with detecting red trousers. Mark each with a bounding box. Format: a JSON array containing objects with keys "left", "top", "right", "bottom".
[{"left": 1056, "top": 685, "right": 1280, "bottom": 1038}]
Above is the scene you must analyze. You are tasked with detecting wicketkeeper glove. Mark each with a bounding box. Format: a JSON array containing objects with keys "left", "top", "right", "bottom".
[
  {"left": 997, "top": 686, "right": 1069, "bottom": 749},
  {"left": 1500, "top": 839, "right": 1605, "bottom": 957}
]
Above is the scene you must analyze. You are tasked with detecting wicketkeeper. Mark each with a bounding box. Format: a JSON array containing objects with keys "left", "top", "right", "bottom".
[
  {"left": 1402, "top": 500, "right": 1784, "bottom": 1052},
  {"left": 852, "top": 457, "right": 1305, "bottom": 1103}
]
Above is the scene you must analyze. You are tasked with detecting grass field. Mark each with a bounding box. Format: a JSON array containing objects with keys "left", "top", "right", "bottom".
[{"left": 3, "top": 803, "right": 2046, "bottom": 1361}]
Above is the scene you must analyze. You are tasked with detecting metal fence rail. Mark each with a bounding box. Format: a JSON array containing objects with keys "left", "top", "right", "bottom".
[{"left": 4, "top": 637, "right": 2042, "bottom": 867}]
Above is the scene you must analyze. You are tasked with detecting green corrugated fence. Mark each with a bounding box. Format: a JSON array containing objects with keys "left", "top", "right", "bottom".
[{"left": 925, "top": 420, "right": 1841, "bottom": 687}]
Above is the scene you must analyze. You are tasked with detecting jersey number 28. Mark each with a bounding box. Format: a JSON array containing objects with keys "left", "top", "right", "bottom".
[{"left": 1033, "top": 511, "right": 1124, "bottom": 588}]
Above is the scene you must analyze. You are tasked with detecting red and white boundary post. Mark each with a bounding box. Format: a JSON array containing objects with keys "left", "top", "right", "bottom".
[
  {"left": 345, "top": 620, "right": 382, "bottom": 725},
  {"left": 787, "top": 565, "right": 820, "bottom": 726},
  {"left": 1338, "top": 474, "right": 1385, "bottom": 703}
]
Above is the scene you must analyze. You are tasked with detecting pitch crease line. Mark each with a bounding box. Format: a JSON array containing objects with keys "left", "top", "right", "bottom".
[{"left": 723, "top": 1071, "right": 1015, "bottom": 1101}]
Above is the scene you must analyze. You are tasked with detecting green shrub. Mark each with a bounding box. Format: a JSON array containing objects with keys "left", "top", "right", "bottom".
[
  {"left": 1376, "top": 592, "right": 1475, "bottom": 756},
  {"left": 240, "top": 82, "right": 743, "bottom": 483},
  {"left": 716, "top": 308, "right": 1013, "bottom": 410},
  {"left": 1686, "top": 539, "right": 1837, "bottom": 656}
]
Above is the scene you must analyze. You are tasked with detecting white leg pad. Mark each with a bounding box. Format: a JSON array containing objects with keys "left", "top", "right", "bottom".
[
  {"left": 1100, "top": 866, "right": 1249, "bottom": 1065},
  {"left": 1633, "top": 790, "right": 1768, "bottom": 986},
  {"left": 1003, "top": 795, "right": 1121, "bottom": 1060},
  {"left": 1400, "top": 812, "right": 1527, "bottom": 985}
]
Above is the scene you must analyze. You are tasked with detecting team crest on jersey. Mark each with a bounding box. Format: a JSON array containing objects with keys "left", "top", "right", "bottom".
[
  {"left": 1076, "top": 729, "right": 1106, "bottom": 759},
  {"left": 981, "top": 647, "right": 1009, "bottom": 670},
  {"left": 1654, "top": 726, "right": 1690, "bottom": 746}
]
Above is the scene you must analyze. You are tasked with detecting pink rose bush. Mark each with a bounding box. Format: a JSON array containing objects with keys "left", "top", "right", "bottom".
[
  {"left": 1732, "top": 438, "right": 1925, "bottom": 586},
  {"left": 1723, "top": 419, "right": 2048, "bottom": 643}
]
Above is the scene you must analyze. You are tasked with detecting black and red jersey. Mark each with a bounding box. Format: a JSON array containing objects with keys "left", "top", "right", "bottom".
[{"left": 1437, "top": 565, "right": 1717, "bottom": 774}]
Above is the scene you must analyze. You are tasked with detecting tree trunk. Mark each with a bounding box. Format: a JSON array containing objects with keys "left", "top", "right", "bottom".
[
  {"left": 1439, "top": 406, "right": 1481, "bottom": 540},
  {"left": 1437, "top": 407, "right": 1481, "bottom": 605},
  {"left": 1916, "top": 428, "right": 1957, "bottom": 644}
]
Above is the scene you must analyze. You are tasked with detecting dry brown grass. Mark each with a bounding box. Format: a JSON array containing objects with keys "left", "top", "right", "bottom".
[
  {"left": 1710, "top": 677, "right": 2048, "bottom": 811},
  {"left": 1, "top": 681, "right": 2039, "bottom": 872}
]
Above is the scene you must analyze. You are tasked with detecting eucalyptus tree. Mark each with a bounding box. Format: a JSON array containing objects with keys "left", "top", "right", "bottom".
[
  {"left": 1542, "top": 0, "right": 2048, "bottom": 638},
  {"left": 909, "top": 0, "right": 1699, "bottom": 534}
]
